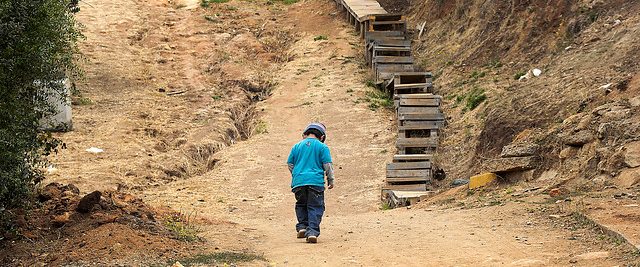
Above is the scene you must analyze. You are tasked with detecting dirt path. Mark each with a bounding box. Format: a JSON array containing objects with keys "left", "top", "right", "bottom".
[
  {"left": 142, "top": 3, "right": 628, "bottom": 266},
  {"left": 47, "top": 0, "right": 632, "bottom": 266}
]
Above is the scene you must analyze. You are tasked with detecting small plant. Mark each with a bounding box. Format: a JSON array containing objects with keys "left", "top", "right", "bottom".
[
  {"left": 201, "top": 0, "right": 229, "bottom": 6},
  {"left": 469, "top": 70, "right": 485, "bottom": 82},
  {"left": 463, "top": 87, "right": 487, "bottom": 112},
  {"left": 486, "top": 59, "right": 502, "bottom": 69},
  {"left": 380, "top": 202, "right": 392, "bottom": 210},
  {"left": 73, "top": 97, "right": 93, "bottom": 105},
  {"left": 254, "top": 120, "right": 268, "bottom": 134},
  {"left": 164, "top": 210, "right": 200, "bottom": 242},
  {"left": 176, "top": 252, "right": 266, "bottom": 266},
  {"left": 364, "top": 90, "right": 392, "bottom": 111},
  {"left": 313, "top": 35, "right": 328, "bottom": 41},
  {"left": 282, "top": 0, "right": 298, "bottom": 4},
  {"left": 513, "top": 71, "right": 526, "bottom": 80},
  {"left": 365, "top": 79, "right": 376, "bottom": 88},
  {"left": 211, "top": 95, "right": 222, "bottom": 100}
]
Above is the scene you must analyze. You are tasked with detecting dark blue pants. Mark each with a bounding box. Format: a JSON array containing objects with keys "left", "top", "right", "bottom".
[{"left": 294, "top": 186, "right": 325, "bottom": 237}]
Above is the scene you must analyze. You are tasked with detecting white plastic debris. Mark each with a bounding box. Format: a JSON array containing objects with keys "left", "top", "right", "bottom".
[
  {"left": 46, "top": 165, "right": 58, "bottom": 174},
  {"left": 86, "top": 147, "right": 104, "bottom": 154},
  {"left": 599, "top": 83, "right": 613, "bottom": 93},
  {"left": 532, "top": 68, "right": 542, "bottom": 77},
  {"left": 613, "top": 19, "right": 621, "bottom": 27}
]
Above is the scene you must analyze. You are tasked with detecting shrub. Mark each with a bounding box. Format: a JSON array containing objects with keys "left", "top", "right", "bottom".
[
  {"left": 463, "top": 87, "right": 487, "bottom": 111},
  {"left": 0, "top": 0, "right": 82, "bottom": 211}
]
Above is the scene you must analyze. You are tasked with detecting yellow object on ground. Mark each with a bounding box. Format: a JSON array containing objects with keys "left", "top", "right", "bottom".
[{"left": 469, "top": 173, "right": 497, "bottom": 189}]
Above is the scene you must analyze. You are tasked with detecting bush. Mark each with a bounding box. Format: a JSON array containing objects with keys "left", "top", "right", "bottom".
[
  {"left": 463, "top": 87, "right": 487, "bottom": 112},
  {"left": 0, "top": 0, "right": 82, "bottom": 210}
]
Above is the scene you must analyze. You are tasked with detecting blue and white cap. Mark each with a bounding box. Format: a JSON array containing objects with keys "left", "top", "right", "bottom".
[{"left": 304, "top": 122, "right": 326, "bottom": 137}]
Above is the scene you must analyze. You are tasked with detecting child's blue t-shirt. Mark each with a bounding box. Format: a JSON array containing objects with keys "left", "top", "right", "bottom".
[{"left": 287, "top": 137, "right": 332, "bottom": 189}]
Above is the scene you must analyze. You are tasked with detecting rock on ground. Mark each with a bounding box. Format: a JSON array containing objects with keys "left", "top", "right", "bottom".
[
  {"left": 500, "top": 143, "right": 539, "bottom": 158},
  {"left": 76, "top": 191, "right": 102, "bottom": 213}
]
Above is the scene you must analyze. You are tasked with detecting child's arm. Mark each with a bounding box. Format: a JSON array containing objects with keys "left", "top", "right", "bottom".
[
  {"left": 287, "top": 163, "right": 294, "bottom": 174},
  {"left": 323, "top": 162, "right": 334, "bottom": 189}
]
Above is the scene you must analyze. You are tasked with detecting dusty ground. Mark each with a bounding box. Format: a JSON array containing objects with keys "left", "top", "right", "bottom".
[{"left": 4, "top": 0, "right": 635, "bottom": 266}]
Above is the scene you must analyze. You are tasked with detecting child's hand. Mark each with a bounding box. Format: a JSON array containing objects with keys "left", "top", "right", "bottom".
[{"left": 328, "top": 184, "right": 334, "bottom": 189}]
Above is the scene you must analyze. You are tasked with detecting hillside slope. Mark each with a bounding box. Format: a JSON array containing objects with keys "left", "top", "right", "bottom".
[{"left": 397, "top": 0, "right": 640, "bottom": 189}]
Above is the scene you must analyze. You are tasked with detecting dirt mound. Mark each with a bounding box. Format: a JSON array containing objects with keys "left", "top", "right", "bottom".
[{"left": 0, "top": 183, "right": 196, "bottom": 266}]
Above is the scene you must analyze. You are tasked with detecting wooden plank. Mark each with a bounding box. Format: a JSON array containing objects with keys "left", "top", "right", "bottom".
[
  {"left": 373, "top": 46, "right": 411, "bottom": 52},
  {"left": 386, "top": 177, "right": 430, "bottom": 183},
  {"left": 365, "top": 31, "right": 405, "bottom": 40},
  {"left": 387, "top": 162, "right": 431, "bottom": 170},
  {"left": 372, "top": 21, "right": 406, "bottom": 25},
  {"left": 399, "top": 98, "right": 440, "bottom": 106},
  {"left": 396, "top": 137, "right": 438, "bottom": 148},
  {"left": 369, "top": 39, "right": 411, "bottom": 47},
  {"left": 394, "top": 83, "right": 429, "bottom": 89},
  {"left": 398, "top": 121, "right": 443, "bottom": 130},
  {"left": 393, "top": 154, "right": 433, "bottom": 162},
  {"left": 387, "top": 169, "right": 430, "bottom": 178},
  {"left": 367, "top": 14, "right": 403, "bottom": 21},
  {"left": 399, "top": 113, "right": 445, "bottom": 121},
  {"left": 397, "top": 93, "right": 441, "bottom": 99},
  {"left": 373, "top": 56, "right": 414, "bottom": 64},
  {"left": 382, "top": 183, "right": 427, "bottom": 191},
  {"left": 394, "top": 71, "right": 433, "bottom": 78},
  {"left": 397, "top": 106, "right": 440, "bottom": 114}
]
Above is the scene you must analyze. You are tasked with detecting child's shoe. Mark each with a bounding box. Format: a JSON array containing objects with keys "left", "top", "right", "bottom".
[
  {"left": 306, "top": 235, "right": 317, "bottom": 243},
  {"left": 297, "top": 229, "right": 306, "bottom": 238}
]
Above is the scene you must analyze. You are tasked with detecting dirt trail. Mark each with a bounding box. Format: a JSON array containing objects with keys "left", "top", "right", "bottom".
[
  {"left": 143, "top": 3, "right": 627, "bottom": 266},
  {"left": 44, "top": 0, "right": 633, "bottom": 265}
]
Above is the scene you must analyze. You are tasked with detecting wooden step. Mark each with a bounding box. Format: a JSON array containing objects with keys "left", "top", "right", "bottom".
[
  {"left": 397, "top": 107, "right": 440, "bottom": 115},
  {"left": 386, "top": 169, "right": 431, "bottom": 178},
  {"left": 393, "top": 154, "right": 433, "bottom": 162},
  {"left": 382, "top": 183, "right": 427, "bottom": 191},
  {"left": 396, "top": 138, "right": 438, "bottom": 148},
  {"left": 367, "top": 14, "right": 404, "bottom": 22},
  {"left": 373, "top": 46, "right": 411, "bottom": 52},
  {"left": 387, "top": 161, "right": 431, "bottom": 170},
  {"left": 373, "top": 56, "right": 414, "bottom": 64},
  {"left": 372, "top": 21, "right": 406, "bottom": 25},
  {"left": 397, "top": 93, "right": 441, "bottom": 99},
  {"left": 368, "top": 39, "right": 411, "bottom": 48},
  {"left": 398, "top": 121, "right": 444, "bottom": 130},
  {"left": 398, "top": 98, "right": 440, "bottom": 107},
  {"left": 394, "top": 83, "right": 429, "bottom": 90},
  {"left": 386, "top": 177, "right": 430, "bottom": 183},
  {"left": 365, "top": 31, "right": 406, "bottom": 42},
  {"left": 398, "top": 113, "right": 445, "bottom": 121}
]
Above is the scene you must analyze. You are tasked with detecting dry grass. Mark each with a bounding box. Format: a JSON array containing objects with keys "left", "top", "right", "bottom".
[
  {"left": 260, "top": 30, "right": 298, "bottom": 63},
  {"left": 228, "top": 104, "right": 259, "bottom": 140}
]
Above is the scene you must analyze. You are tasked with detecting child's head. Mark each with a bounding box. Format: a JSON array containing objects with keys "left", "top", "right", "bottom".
[{"left": 303, "top": 123, "right": 327, "bottom": 143}]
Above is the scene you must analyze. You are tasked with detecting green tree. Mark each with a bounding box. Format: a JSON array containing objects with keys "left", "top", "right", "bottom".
[{"left": 0, "top": 0, "right": 82, "bottom": 210}]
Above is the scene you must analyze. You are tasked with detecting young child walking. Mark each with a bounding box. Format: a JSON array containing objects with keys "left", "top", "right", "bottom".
[{"left": 287, "top": 123, "right": 335, "bottom": 243}]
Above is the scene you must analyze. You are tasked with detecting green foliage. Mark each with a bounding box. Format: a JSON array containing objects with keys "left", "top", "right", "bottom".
[
  {"left": 176, "top": 252, "right": 266, "bottom": 266},
  {"left": 469, "top": 70, "right": 485, "bottom": 83},
  {"left": 455, "top": 87, "right": 487, "bottom": 112},
  {"left": 313, "top": 35, "right": 328, "bottom": 41},
  {"left": 364, "top": 90, "right": 392, "bottom": 111},
  {"left": 513, "top": 71, "right": 526, "bottom": 80},
  {"left": 164, "top": 210, "right": 201, "bottom": 242},
  {"left": 0, "top": 0, "right": 82, "bottom": 210},
  {"left": 254, "top": 120, "right": 268, "bottom": 134},
  {"left": 463, "top": 87, "right": 487, "bottom": 112},
  {"left": 486, "top": 59, "right": 502, "bottom": 69}
]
